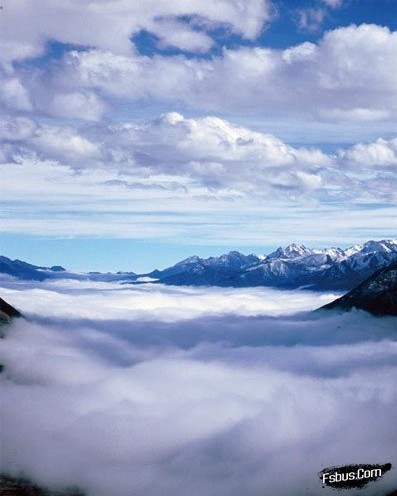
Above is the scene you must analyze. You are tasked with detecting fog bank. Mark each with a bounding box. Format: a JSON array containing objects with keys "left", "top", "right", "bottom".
[{"left": 1, "top": 281, "right": 396, "bottom": 496}]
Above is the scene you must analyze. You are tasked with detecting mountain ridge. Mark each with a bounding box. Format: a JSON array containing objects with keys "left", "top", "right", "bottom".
[
  {"left": 1, "top": 239, "right": 397, "bottom": 292},
  {"left": 146, "top": 239, "right": 397, "bottom": 290}
]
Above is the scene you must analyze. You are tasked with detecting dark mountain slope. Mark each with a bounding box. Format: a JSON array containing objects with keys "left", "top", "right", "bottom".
[
  {"left": 319, "top": 260, "right": 397, "bottom": 316},
  {"left": 0, "top": 296, "right": 22, "bottom": 321}
]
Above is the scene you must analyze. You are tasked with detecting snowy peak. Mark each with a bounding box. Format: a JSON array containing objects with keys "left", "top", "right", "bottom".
[
  {"left": 268, "top": 244, "right": 314, "bottom": 260},
  {"left": 149, "top": 250, "right": 260, "bottom": 282},
  {"left": 148, "top": 239, "right": 397, "bottom": 290},
  {"left": 173, "top": 251, "right": 258, "bottom": 269},
  {"left": 344, "top": 239, "right": 397, "bottom": 257},
  {"left": 175, "top": 255, "right": 202, "bottom": 267},
  {"left": 361, "top": 239, "right": 397, "bottom": 254},
  {"left": 1, "top": 239, "right": 397, "bottom": 291}
]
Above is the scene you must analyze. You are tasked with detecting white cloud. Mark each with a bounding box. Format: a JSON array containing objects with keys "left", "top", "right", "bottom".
[
  {"left": 1, "top": 280, "right": 339, "bottom": 321},
  {"left": 31, "top": 126, "right": 102, "bottom": 163},
  {"left": 0, "top": 0, "right": 273, "bottom": 60},
  {"left": 48, "top": 91, "right": 107, "bottom": 121},
  {"left": 0, "top": 111, "right": 396, "bottom": 242},
  {"left": 321, "top": 0, "right": 343, "bottom": 8},
  {"left": 0, "top": 115, "right": 101, "bottom": 165},
  {"left": 149, "top": 19, "right": 215, "bottom": 53},
  {"left": 0, "top": 115, "right": 37, "bottom": 141},
  {"left": 340, "top": 137, "right": 397, "bottom": 168},
  {"left": 1, "top": 282, "right": 397, "bottom": 496},
  {"left": 296, "top": 8, "right": 326, "bottom": 33},
  {"left": 0, "top": 39, "right": 44, "bottom": 66},
  {"left": 0, "top": 150, "right": 396, "bottom": 247},
  {"left": 0, "top": 75, "right": 32, "bottom": 111},
  {"left": 0, "top": 112, "right": 330, "bottom": 191},
  {"left": 97, "top": 112, "right": 330, "bottom": 189},
  {"left": 2, "top": 111, "right": 396, "bottom": 198},
  {"left": 29, "top": 24, "right": 394, "bottom": 122},
  {"left": 296, "top": 0, "right": 344, "bottom": 33},
  {"left": 2, "top": 23, "right": 396, "bottom": 124},
  {"left": 320, "top": 107, "right": 391, "bottom": 122}
]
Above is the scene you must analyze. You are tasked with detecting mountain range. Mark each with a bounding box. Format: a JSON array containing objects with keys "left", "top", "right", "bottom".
[
  {"left": 1, "top": 239, "right": 397, "bottom": 291},
  {"left": 1, "top": 245, "right": 397, "bottom": 319},
  {"left": 146, "top": 240, "right": 397, "bottom": 290}
]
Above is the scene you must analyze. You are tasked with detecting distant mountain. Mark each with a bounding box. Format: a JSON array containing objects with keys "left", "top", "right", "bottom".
[
  {"left": 149, "top": 240, "right": 397, "bottom": 290},
  {"left": 1, "top": 240, "right": 397, "bottom": 291},
  {"left": 0, "top": 256, "right": 66, "bottom": 281},
  {"left": 147, "top": 251, "right": 261, "bottom": 286},
  {"left": 319, "top": 260, "right": 397, "bottom": 316},
  {"left": 0, "top": 256, "right": 137, "bottom": 283},
  {"left": 0, "top": 297, "right": 22, "bottom": 322}
]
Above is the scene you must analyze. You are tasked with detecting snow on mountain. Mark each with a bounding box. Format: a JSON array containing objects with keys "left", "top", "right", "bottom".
[
  {"left": 148, "top": 251, "right": 260, "bottom": 285},
  {"left": 1, "top": 240, "right": 396, "bottom": 291},
  {"left": 150, "top": 240, "right": 397, "bottom": 290},
  {"left": 266, "top": 243, "right": 316, "bottom": 260}
]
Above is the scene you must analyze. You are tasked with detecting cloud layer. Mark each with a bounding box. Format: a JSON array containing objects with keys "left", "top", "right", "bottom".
[
  {"left": 1, "top": 111, "right": 396, "bottom": 244},
  {"left": 1, "top": 112, "right": 396, "bottom": 195},
  {"left": 1, "top": 281, "right": 397, "bottom": 496}
]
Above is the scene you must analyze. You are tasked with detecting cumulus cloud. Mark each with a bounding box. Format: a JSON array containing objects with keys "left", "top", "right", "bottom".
[
  {"left": 1, "top": 22, "right": 396, "bottom": 123},
  {"left": 21, "top": 23, "right": 393, "bottom": 122},
  {"left": 0, "top": 115, "right": 101, "bottom": 165},
  {"left": 0, "top": 0, "right": 276, "bottom": 120},
  {"left": 47, "top": 91, "right": 107, "bottom": 122},
  {"left": 0, "top": 0, "right": 273, "bottom": 60},
  {"left": 91, "top": 112, "right": 331, "bottom": 190},
  {"left": 1, "top": 111, "right": 396, "bottom": 198},
  {"left": 0, "top": 112, "right": 331, "bottom": 192},
  {"left": 340, "top": 137, "right": 397, "bottom": 168},
  {"left": 0, "top": 74, "right": 32, "bottom": 111},
  {"left": 1, "top": 281, "right": 397, "bottom": 496}
]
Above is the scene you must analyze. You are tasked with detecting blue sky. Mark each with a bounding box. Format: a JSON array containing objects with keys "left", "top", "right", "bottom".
[{"left": 0, "top": 0, "right": 397, "bottom": 272}]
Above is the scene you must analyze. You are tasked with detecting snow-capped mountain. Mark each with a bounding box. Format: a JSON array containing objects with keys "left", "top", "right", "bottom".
[
  {"left": 319, "top": 259, "right": 397, "bottom": 316},
  {"left": 1, "top": 240, "right": 396, "bottom": 291},
  {"left": 148, "top": 251, "right": 260, "bottom": 285},
  {"left": 148, "top": 240, "right": 397, "bottom": 290}
]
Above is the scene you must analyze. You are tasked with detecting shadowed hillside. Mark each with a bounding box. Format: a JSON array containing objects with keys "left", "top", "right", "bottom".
[
  {"left": 319, "top": 260, "right": 397, "bottom": 316},
  {"left": 0, "top": 297, "right": 22, "bottom": 322}
]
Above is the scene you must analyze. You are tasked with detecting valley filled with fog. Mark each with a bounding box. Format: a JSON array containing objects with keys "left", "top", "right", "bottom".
[{"left": 1, "top": 280, "right": 397, "bottom": 496}]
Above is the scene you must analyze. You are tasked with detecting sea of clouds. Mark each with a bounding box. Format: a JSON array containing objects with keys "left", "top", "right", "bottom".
[{"left": 1, "top": 280, "right": 397, "bottom": 496}]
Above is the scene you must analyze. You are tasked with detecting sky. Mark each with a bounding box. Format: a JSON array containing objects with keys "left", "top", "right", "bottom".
[
  {"left": 0, "top": 0, "right": 397, "bottom": 272},
  {"left": 1, "top": 280, "right": 397, "bottom": 495}
]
